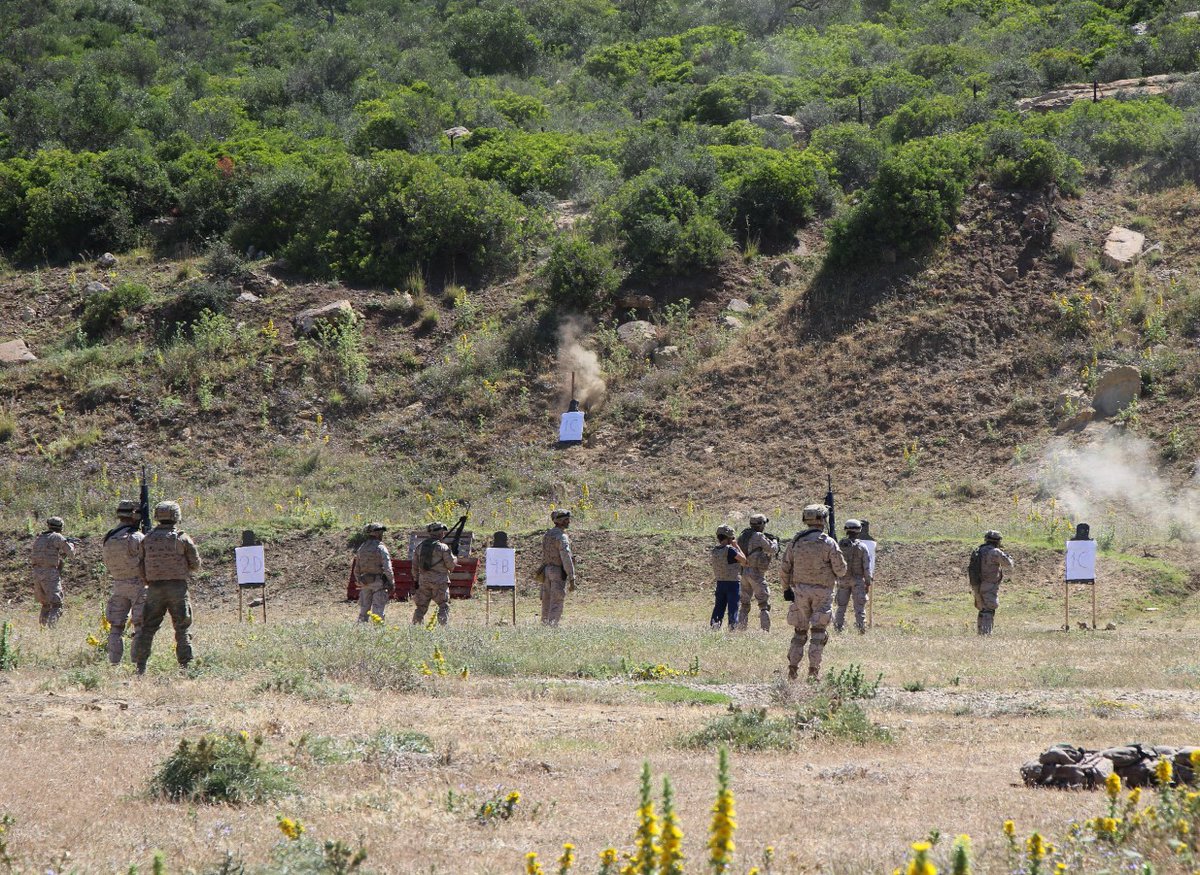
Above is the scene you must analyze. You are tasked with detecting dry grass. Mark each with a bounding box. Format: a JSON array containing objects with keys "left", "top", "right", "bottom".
[{"left": 1, "top": 587, "right": 1198, "bottom": 873}]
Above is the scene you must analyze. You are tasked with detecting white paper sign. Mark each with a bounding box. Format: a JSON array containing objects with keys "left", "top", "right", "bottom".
[
  {"left": 559, "top": 411, "right": 584, "bottom": 442},
  {"left": 862, "top": 540, "right": 877, "bottom": 577},
  {"left": 235, "top": 545, "right": 266, "bottom": 586},
  {"left": 1065, "top": 539, "right": 1097, "bottom": 581},
  {"left": 485, "top": 547, "right": 516, "bottom": 588}
]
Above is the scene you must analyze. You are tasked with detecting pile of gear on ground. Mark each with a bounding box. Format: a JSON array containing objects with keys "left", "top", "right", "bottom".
[{"left": 1022, "top": 742, "right": 1199, "bottom": 789}]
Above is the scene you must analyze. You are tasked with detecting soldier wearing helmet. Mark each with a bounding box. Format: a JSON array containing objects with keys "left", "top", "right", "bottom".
[
  {"left": 30, "top": 516, "right": 75, "bottom": 627},
  {"left": 736, "top": 513, "right": 778, "bottom": 632},
  {"left": 132, "top": 501, "right": 201, "bottom": 675},
  {"left": 780, "top": 504, "right": 847, "bottom": 681},
  {"left": 710, "top": 525, "right": 748, "bottom": 630},
  {"left": 102, "top": 500, "right": 146, "bottom": 663},
  {"left": 540, "top": 510, "right": 576, "bottom": 626},
  {"left": 411, "top": 521, "right": 458, "bottom": 626},
  {"left": 835, "top": 519, "right": 873, "bottom": 635},
  {"left": 970, "top": 530, "right": 1013, "bottom": 635},
  {"left": 354, "top": 523, "right": 395, "bottom": 623}
]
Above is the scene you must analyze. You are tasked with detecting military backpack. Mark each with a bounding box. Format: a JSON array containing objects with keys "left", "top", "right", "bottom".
[{"left": 968, "top": 546, "right": 984, "bottom": 587}]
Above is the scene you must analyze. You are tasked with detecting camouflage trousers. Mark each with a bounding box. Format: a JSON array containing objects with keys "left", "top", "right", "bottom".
[
  {"left": 541, "top": 565, "right": 567, "bottom": 627},
  {"left": 357, "top": 576, "right": 391, "bottom": 622},
  {"left": 834, "top": 576, "right": 869, "bottom": 632},
  {"left": 736, "top": 569, "right": 771, "bottom": 632},
  {"left": 412, "top": 580, "right": 450, "bottom": 626},
  {"left": 972, "top": 582, "right": 999, "bottom": 635},
  {"left": 786, "top": 584, "right": 833, "bottom": 672},
  {"left": 132, "top": 580, "right": 193, "bottom": 669},
  {"left": 31, "top": 568, "right": 64, "bottom": 627},
  {"left": 105, "top": 577, "right": 146, "bottom": 664}
]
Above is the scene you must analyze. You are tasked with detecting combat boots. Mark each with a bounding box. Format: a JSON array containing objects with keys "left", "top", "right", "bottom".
[
  {"left": 787, "top": 665, "right": 798, "bottom": 681},
  {"left": 807, "top": 666, "right": 819, "bottom": 682}
]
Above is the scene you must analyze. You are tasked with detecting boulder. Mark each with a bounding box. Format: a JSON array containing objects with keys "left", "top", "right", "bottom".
[
  {"left": 241, "top": 271, "right": 281, "bottom": 295},
  {"left": 617, "top": 293, "right": 655, "bottom": 311},
  {"left": 1092, "top": 365, "right": 1142, "bottom": 416},
  {"left": 293, "top": 300, "right": 357, "bottom": 337},
  {"left": 721, "top": 314, "right": 743, "bottom": 330},
  {"left": 237, "top": 292, "right": 262, "bottom": 304},
  {"left": 1054, "top": 391, "right": 1093, "bottom": 431},
  {"left": 1103, "top": 226, "right": 1145, "bottom": 268},
  {"left": 84, "top": 281, "right": 110, "bottom": 296},
  {"left": 616, "top": 320, "right": 658, "bottom": 357},
  {"left": 1000, "top": 266, "right": 1019, "bottom": 284},
  {"left": 97, "top": 253, "right": 118, "bottom": 269},
  {"left": 0, "top": 338, "right": 37, "bottom": 365},
  {"left": 653, "top": 345, "right": 681, "bottom": 364},
  {"left": 749, "top": 114, "right": 806, "bottom": 143},
  {"left": 726, "top": 298, "right": 752, "bottom": 314}
]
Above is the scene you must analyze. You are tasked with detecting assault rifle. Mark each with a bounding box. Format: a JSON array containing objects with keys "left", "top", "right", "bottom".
[
  {"left": 138, "top": 466, "right": 151, "bottom": 534},
  {"left": 445, "top": 501, "right": 471, "bottom": 558},
  {"left": 825, "top": 475, "right": 836, "bottom": 538}
]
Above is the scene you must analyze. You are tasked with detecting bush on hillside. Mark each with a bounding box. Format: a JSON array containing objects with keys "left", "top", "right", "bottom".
[
  {"left": 543, "top": 233, "right": 622, "bottom": 312},
  {"left": 984, "top": 129, "right": 1082, "bottom": 192},
  {"left": 808, "top": 122, "right": 888, "bottom": 192},
  {"left": 150, "top": 732, "right": 292, "bottom": 804},
  {"left": 710, "top": 146, "right": 835, "bottom": 244},
  {"left": 81, "top": 280, "right": 152, "bottom": 341}
]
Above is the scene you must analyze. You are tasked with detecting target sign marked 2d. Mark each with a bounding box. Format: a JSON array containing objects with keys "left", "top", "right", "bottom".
[
  {"left": 485, "top": 547, "right": 516, "bottom": 588},
  {"left": 235, "top": 545, "right": 266, "bottom": 586}
]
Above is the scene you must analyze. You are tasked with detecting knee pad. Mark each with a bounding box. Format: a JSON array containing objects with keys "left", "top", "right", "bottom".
[{"left": 811, "top": 628, "right": 828, "bottom": 647}]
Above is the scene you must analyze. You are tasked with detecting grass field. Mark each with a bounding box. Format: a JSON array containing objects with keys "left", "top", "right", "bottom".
[{"left": 1, "top": 573, "right": 1198, "bottom": 874}]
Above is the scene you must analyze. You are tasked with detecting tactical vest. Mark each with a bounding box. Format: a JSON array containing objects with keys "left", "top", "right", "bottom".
[
  {"left": 840, "top": 537, "right": 867, "bottom": 577},
  {"left": 142, "top": 528, "right": 191, "bottom": 581},
  {"left": 787, "top": 530, "right": 841, "bottom": 586},
  {"left": 710, "top": 544, "right": 740, "bottom": 582},
  {"left": 31, "top": 532, "right": 65, "bottom": 568},
  {"left": 355, "top": 539, "right": 385, "bottom": 575},
  {"left": 542, "top": 529, "right": 568, "bottom": 566},
  {"left": 103, "top": 527, "right": 143, "bottom": 579}
]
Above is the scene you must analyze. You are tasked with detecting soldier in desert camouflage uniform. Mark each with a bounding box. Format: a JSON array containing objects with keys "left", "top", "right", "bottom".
[
  {"left": 540, "top": 510, "right": 576, "bottom": 626},
  {"left": 354, "top": 522, "right": 394, "bottom": 622},
  {"left": 30, "top": 516, "right": 74, "bottom": 627},
  {"left": 834, "top": 519, "right": 872, "bottom": 634},
  {"left": 736, "top": 513, "right": 777, "bottom": 631},
  {"left": 412, "top": 521, "right": 457, "bottom": 626},
  {"left": 132, "top": 502, "right": 201, "bottom": 674},
  {"left": 972, "top": 529, "right": 1014, "bottom": 635},
  {"left": 781, "top": 504, "right": 847, "bottom": 681},
  {"left": 102, "top": 500, "right": 146, "bottom": 663}
]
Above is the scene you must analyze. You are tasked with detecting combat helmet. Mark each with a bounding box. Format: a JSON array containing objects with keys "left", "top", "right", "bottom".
[
  {"left": 984, "top": 529, "right": 1002, "bottom": 543},
  {"left": 844, "top": 519, "right": 862, "bottom": 531},
  {"left": 801, "top": 504, "right": 829, "bottom": 527},
  {"left": 749, "top": 513, "right": 769, "bottom": 526},
  {"left": 716, "top": 524, "right": 736, "bottom": 539},
  {"left": 426, "top": 521, "right": 449, "bottom": 534},
  {"left": 116, "top": 499, "right": 140, "bottom": 519},
  {"left": 364, "top": 522, "right": 387, "bottom": 535},
  {"left": 46, "top": 516, "right": 64, "bottom": 531},
  {"left": 551, "top": 509, "right": 572, "bottom": 523},
  {"left": 154, "top": 501, "right": 182, "bottom": 524}
]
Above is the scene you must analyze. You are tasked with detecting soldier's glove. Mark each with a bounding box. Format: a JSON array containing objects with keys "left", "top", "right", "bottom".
[
  {"left": 783, "top": 588, "right": 794, "bottom": 602},
  {"left": 568, "top": 579, "right": 577, "bottom": 592}
]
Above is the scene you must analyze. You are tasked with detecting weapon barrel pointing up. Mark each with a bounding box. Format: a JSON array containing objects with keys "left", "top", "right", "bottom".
[
  {"left": 825, "top": 476, "right": 836, "bottom": 538},
  {"left": 139, "top": 466, "right": 151, "bottom": 534}
]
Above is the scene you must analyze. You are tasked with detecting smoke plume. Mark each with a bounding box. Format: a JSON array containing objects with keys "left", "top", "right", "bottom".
[
  {"left": 557, "top": 318, "right": 607, "bottom": 411},
  {"left": 1038, "top": 432, "right": 1200, "bottom": 540}
]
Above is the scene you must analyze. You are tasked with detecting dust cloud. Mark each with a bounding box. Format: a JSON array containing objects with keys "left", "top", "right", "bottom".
[
  {"left": 1040, "top": 432, "right": 1200, "bottom": 537},
  {"left": 557, "top": 319, "right": 607, "bottom": 411}
]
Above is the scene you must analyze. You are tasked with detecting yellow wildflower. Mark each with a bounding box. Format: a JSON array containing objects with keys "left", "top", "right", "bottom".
[
  {"left": 905, "top": 842, "right": 936, "bottom": 875},
  {"left": 1128, "top": 787, "right": 1141, "bottom": 805},
  {"left": 1105, "top": 772, "right": 1121, "bottom": 801},
  {"left": 1192, "top": 750, "right": 1200, "bottom": 768},
  {"left": 525, "top": 851, "right": 544, "bottom": 875},
  {"left": 1003, "top": 820, "right": 1015, "bottom": 839},
  {"left": 276, "top": 816, "right": 304, "bottom": 841},
  {"left": 1155, "top": 757, "right": 1173, "bottom": 786},
  {"left": 1027, "top": 832, "right": 1047, "bottom": 860},
  {"left": 367, "top": 611, "right": 383, "bottom": 625},
  {"left": 557, "top": 842, "right": 575, "bottom": 874}
]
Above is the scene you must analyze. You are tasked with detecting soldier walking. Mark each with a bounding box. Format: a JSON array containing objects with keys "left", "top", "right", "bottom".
[
  {"left": 736, "top": 513, "right": 777, "bottom": 631},
  {"left": 30, "top": 516, "right": 74, "bottom": 627},
  {"left": 834, "top": 519, "right": 872, "bottom": 634},
  {"left": 970, "top": 530, "right": 1014, "bottom": 635},
  {"left": 132, "top": 502, "right": 201, "bottom": 675},
  {"left": 781, "top": 504, "right": 847, "bottom": 681},
  {"left": 354, "top": 523, "right": 394, "bottom": 622},
  {"left": 711, "top": 525, "right": 747, "bottom": 630},
  {"left": 541, "top": 510, "right": 576, "bottom": 626},
  {"left": 102, "top": 500, "right": 146, "bottom": 663},
  {"left": 412, "top": 522, "right": 457, "bottom": 626}
]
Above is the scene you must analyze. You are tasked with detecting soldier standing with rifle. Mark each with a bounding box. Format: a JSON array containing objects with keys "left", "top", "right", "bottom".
[
  {"left": 736, "top": 513, "right": 777, "bottom": 631},
  {"left": 834, "top": 519, "right": 872, "bottom": 634},
  {"left": 540, "top": 510, "right": 576, "bottom": 626},
  {"left": 969, "top": 530, "right": 1013, "bottom": 635},
  {"left": 133, "top": 501, "right": 201, "bottom": 675},
  {"left": 781, "top": 504, "right": 847, "bottom": 681},
  {"left": 354, "top": 523, "right": 394, "bottom": 622},
  {"left": 102, "top": 500, "right": 146, "bottom": 664},
  {"left": 412, "top": 521, "right": 459, "bottom": 626},
  {"left": 30, "top": 516, "right": 74, "bottom": 627}
]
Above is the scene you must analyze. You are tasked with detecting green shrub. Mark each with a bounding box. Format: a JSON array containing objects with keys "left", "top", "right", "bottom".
[
  {"left": 827, "top": 134, "right": 980, "bottom": 264},
  {"left": 448, "top": 5, "right": 541, "bottom": 76},
  {"left": 462, "top": 130, "right": 577, "bottom": 197},
  {"left": 809, "top": 123, "right": 887, "bottom": 191},
  {"left": 824, "top": 663, "right": 882, "bottom": 700},
  {"left": 543, "top": 233, "right": 622, "bottom": 312},
  {"left": 0, "top": 411, "right": 15, "bottom": 444},
  {"left": 158, "top": 280, "right": 235, "bottom": 336},
  {"left": 0, "top": 621, "right": 18, "bottom": 670},
  {"left": 681, "top": 706, "right": 797, "bottom": 751},
  {"left": 985, "top": 130, "right": 1081, "bottom": 192},
  {"left": 81, "top": 280, "right": 152, "bottom": 340},
  {"left": 150, "top": 732, "right": 293, "bottom": 804},
  {"left": 713, "top": 147, "right": 834, "bottom": 243}
]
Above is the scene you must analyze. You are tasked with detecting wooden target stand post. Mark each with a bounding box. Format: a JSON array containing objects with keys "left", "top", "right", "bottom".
[
  {"left": 484, "top": 531, "right": 517, "bottom": 625},
  {"left": 1064, "top": 523, "right": 1098, "bottom": 631},
  {"left": 235, "top": 530, "right": 268, "bottom": 623}
]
